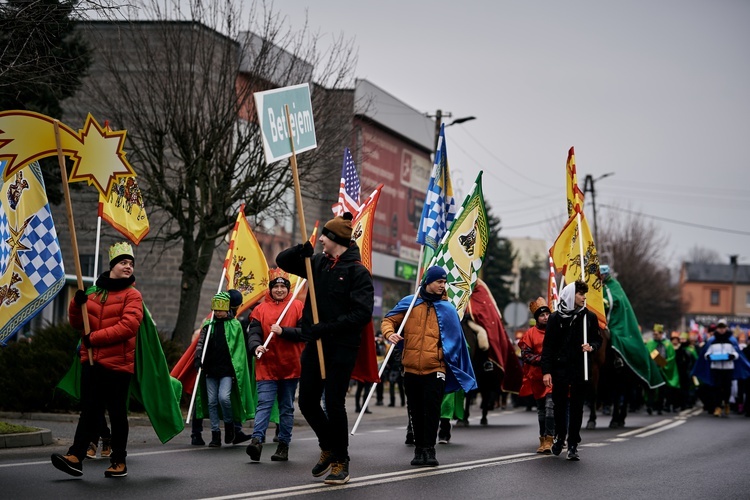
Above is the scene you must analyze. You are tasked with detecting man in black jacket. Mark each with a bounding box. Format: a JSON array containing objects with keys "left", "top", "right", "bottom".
[
  {"left": 541, "top": 280, "right": 602, "bottom": 461},
  {"left": 276, "top": 212, "right": 374, "bottom": 485}
]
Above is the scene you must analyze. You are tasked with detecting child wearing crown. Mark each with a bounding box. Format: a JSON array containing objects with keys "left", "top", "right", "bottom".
[{"left": 194, "top": 291, "right": 253, "bottom": 447}]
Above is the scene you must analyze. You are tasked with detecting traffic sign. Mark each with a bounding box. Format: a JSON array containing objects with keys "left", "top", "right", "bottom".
[{"left": 503, "top": 301, "right": 529, "bottom": 328}]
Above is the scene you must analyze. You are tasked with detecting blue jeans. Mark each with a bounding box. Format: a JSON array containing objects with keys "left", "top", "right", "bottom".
[
  {"left": 206, "top": 376, "right": 233, "bottom": 432},
  {"left": 253, "top": 379, "right": 299, "bottom": 445}
]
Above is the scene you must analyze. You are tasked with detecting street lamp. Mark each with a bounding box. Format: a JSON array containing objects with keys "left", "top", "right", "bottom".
[
  {"left": 583, "top": 172, "right": 614, "bottom": 244},
  {"left": 427, "top": 109, "right": 476, "bottom": 153}
]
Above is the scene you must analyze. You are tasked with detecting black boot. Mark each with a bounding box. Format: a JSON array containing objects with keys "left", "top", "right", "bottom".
[
  {"left": 246, "top": 437, "right": 263, "bottom": 462},
  {"left": 271, "top": 442, "right": 289, "bottom": 461},
  {"left": 233, "top": 428, "right": 252, "bottom": 445},
  {"left": 424, "top": 447, "right": 439, "bottom": 467},
  {"left": 410, "top": 447, "right": 426, "bottom": 466},
  {"left": 224, "top": 422, "right": 235, "bottom": 444},
  {"left": 191, "top": 433, "right": 205, "bottom": 446},
  {"left": 208, "top": 431, "right": 222, "bottom": 447}
]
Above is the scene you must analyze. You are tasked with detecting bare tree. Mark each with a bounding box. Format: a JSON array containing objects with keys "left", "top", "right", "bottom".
[
  {"left": 598, "top": 208, "right": 682, "bottom": 330},
  {"left": 71, "top": 0, "right": 358, "bottom": 345},
  {"left": 683, "top": 245, "right": 722, "bottom": 265}
]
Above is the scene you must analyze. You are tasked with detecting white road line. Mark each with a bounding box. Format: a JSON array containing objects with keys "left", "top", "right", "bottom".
[
  {"left": 0, "top": 446, "right": 212, "bottom": 468},
  {"left": 617, "top": 419, "right": 673, "bottom": 437},
  {"left": 635, "top": 420, "right": 686, "bottom": 437}
]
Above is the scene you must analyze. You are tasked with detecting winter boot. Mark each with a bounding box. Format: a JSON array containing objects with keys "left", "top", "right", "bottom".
[
  {"left": 224, "top": 422, "right": 235, "bottom": 444},
  {"left": 543, "top": 435, "right": 554, "bottom": 454},
  {"left": 312, "top": 449, "right": 334, "bottom": 477},
  {"left": 191, "top": 433, "right": 205, "bottom": 446},
  {"left": 271, "top": 442, "right": 289, "bottom": 461},
  {"left": 51, "top": 453, "right": 83, "bottom": 477},
  {"left": 424, "top": 447, "right": 439, "bottom": 467},
  {"left": 324, "top": 459, "right": 350, "bottom": 485},
  {"left": 245, "top": 437, "right": 263, "bottom": 462},
  {"left": 100, "top": 438, "right": 112, "bottom": 458},
  {"left": 536, "top": 436, "right": 545, "bottom": 454},
  {"left": 724, "top": 404, "right": 731, "bottom": 417},
  {"left": 233, "top": 428, "right": 252, "bottom": 445},
  {"left": 208, "top": 431, "right": 222, "bottom": 447},
  {"left": 410, "top": 447, "right": 426, "bottom": 466}
]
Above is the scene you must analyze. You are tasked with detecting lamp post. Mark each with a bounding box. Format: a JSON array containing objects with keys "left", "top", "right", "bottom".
[
  {"left": 583, "top": 172, "right": 614, "bottom": 244},
  {"left": 427, "top": 110, "right": 476, "bottom": 153}
]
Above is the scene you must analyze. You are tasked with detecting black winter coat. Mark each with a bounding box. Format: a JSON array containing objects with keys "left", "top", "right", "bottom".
[{"left": 541, "top": 309, "right": 602, "bottom": 384}]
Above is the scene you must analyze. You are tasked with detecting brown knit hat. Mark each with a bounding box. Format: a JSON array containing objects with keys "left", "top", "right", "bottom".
[{"left": 322, "top": 212, "right": 354, "bottom": 246}]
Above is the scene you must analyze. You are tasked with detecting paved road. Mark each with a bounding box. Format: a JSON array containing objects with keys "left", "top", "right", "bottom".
[{"left": 1, "top": 394, "right": 749, "bottom": 499}]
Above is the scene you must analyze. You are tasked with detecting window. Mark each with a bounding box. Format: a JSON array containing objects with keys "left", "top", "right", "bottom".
[
  {"left": 79, "top": 254, "right": 100, "bottom": 278},
  {"left": 746, "top": 291, "right": 750, "bottom": 308},
  {"left": 710, "top": 289, "right": 720, "bottom": 306}
]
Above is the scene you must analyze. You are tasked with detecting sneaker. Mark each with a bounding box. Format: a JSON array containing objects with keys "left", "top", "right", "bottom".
[
  {"left": 324, "top": 460, "right": 350, "bottom": 485},
  {"left": 551, "top": 437, "right": 564, "bottom": 456},
  {"left": 100, "top": 438, "right": 112, "bottom": 458},
  {"left": 424, "top": 447, "right": 439, "bottom": 467},
  {"left": 86, "top": 442, "right": 97, "bottom": 459},
  {"left": 567, "top": 445, "right": 579, "bottom": 461},
  {"left": 271, "top": 442, "right": 289, "bottom": 462},
  {"left": 245, "top": 438, "right": 263, "bottom": 462},
  {"left": 104, "top": 462, "right": 127, "bottom": 477},
  {"left": 233, "top": 429, "right": 252, "bottom": 445},
  {"left": 312, "top": 449, "right": 334, "bottom": 477},
  {"left": 410, "top": 447, "right": 426, "bottom": 466},
  {"left": 713, "top": 407, "right": 722, "bottom": 418},
  {"left": 51, "top": 453, "right": 83, "bottom": 477},
  {"left": 438, "top": 420, "right": 451, "bottom": 444}
]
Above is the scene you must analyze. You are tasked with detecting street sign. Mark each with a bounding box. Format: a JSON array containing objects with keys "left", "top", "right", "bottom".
[
  {"left": 503, "top": 301, "right": 529, "bottom": 328},
  {"left": 253, "top": 83, "right": 317, "bottom": 164}
]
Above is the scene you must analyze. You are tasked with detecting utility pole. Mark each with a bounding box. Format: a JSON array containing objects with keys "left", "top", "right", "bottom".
[
  {"left": 730, "top": 255, "right": 738, "bottom": 316},
  {"left": 583, "top": 172, "right": 614, "bottom": 244},
  {"left": 426, "top": 110, "right": 476, "bottom": 155}
]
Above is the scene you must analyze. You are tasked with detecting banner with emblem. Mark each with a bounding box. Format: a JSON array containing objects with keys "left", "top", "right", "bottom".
[
  {"left": 431, "top": 172, "right": 489, "bottom": 320},
  {"left": 224, "top": 207, "right": 269, "bottom": 315},
  {"left": 0, "top": 161, "right": 65, "bottom": 344},
  {"left": 98, "top": 175, "right": 150, "bottom": 245}
]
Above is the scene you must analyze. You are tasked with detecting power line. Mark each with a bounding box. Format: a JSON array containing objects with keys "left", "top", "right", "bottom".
[{"left": 599, "top": 204, "right": 750, "bottom": 236}]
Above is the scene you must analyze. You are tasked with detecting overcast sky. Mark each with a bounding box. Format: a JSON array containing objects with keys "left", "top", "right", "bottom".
[{"left": 268, "top": 0, "right": 749, "bottom": 270}]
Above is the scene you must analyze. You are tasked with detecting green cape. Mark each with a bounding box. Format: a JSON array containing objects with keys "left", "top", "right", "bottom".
[
  {"left": 645, "top": 338, "right": 680, "bottom": 388},
  {"left": 604, "top": 277, "right": 665, "bottom": 389}
]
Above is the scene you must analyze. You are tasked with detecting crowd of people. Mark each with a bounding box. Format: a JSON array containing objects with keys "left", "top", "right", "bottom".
[{"left": 50, "top": 234, "right": 750, "bottom": 483}]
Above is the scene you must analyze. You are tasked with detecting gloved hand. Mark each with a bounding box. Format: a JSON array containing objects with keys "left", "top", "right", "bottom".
[
  {"left": 74, "top": 289, "right": 88, "bottom": 306},
  {"left": 301, "top": 241, "right": 314, "bottom": 258},
  {"left": 301, "top": 322, "right": 325, "bottom": 342},
  {"left": 194, "top": 358, "right": 202, "bottom": 371},
  {"left": 82, "top": 333, "right": 92, "bottom": 349},
  {"left": 729, "top": 352, "right": 737, "bottom": 360}
]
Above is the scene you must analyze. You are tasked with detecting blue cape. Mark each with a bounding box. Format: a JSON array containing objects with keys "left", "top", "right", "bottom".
[
  {"left": 386, "top": 295, "right": 477, "bottom": 393},
  {"left": 691, "top": 335, "right": 750, "bottom": 386}
]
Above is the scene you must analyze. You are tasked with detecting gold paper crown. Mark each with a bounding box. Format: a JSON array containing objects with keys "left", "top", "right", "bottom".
[
  {"left": 529, "top": 297, "right": 548, "bottom": 315},
  {"left": 653, "top": 324, "right": 664, "bottom": 333},
  {"left": 211, "top": 292, "right": 231, "bottom": 312},
  {"left": 109, "top": 242, "right": 134, "bottom": 263},
  {"left": 268, "top": 268, "right": 290, "bottom": 282}
]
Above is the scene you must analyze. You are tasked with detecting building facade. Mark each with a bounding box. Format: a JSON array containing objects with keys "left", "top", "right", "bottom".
[{"left": 680, "top": 261, "right": 750, "bottom": 334}]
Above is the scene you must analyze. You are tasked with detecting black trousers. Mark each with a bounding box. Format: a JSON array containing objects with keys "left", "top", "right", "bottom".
[
  {"left": 404, "top": 372, "right": 445, "bottom": 449},
  {"left": 551, "top": 379, "right": 587, "bottom": 446},
  {"left": 298, "top": 343, "right": 357, "bottom": 463},
  {"left": 69, "top": 363, "right": 132, "bottom": 462},
  {"left": 711, "top": 369, "right": 734, "bottom": 406}
]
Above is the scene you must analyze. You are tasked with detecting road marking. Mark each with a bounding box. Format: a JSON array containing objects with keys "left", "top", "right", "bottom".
[
  {"left": 635, "top": 419, "right": 686, "bottom": 437},
  {"left": 617, "top": 419, "right": 672, "bottom": 437},
  {"left": 0, "top": 446, "right": 213, "bottom": 468},
  {"left": 199, "top": 453, "right": 541, "bottom": 500}
]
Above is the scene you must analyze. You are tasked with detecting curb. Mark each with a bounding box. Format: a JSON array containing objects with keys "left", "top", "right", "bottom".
[{"left": 1, "top": 428, "right": 52, "bottom": 448}]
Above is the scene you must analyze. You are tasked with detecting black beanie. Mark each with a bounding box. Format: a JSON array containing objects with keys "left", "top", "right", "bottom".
[{"left": 322, "top": 212, "right": 354, "bottom": 246}]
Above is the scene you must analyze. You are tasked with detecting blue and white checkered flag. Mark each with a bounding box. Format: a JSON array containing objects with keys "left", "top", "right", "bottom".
[{"left": 417, "top": 124, "right": 456, "bottom": 250}]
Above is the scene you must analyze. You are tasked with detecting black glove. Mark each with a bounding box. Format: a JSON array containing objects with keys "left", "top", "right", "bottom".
[
  {"left": 194, "top": 358, "right": 202, "bottom": 371},
  {"left": 301, "top": 322, "right": 325, "bottom": 342},
  {"left": 82, "top": 334, "right": 92, "bottom": 349},
  {"left": 729, "top": 352, "right": 737, "bottom": 360},
  {"left": 74, "top": 289, "right": 88, "bottom": 306},
  {"left": 301, "top": 241, "right": 314, "bottom": 258}
]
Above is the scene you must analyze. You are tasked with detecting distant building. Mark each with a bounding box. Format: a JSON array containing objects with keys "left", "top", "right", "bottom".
[
  {"left": 680, "top": 261, "right": 750, "bottom": 331},
  {"left": 508, "top": 237, "right": 549, "bottom": 298}
]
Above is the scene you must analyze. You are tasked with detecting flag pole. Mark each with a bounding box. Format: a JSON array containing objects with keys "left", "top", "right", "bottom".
[
  {"left": 54, "top": 120, "right": 93, "bottom": 366},
  {"left": 186, "top": 205, "right": 243, "bottom": 424},
  {"left": 285, "top": 104, "right": 325, "bottom": 379},
  {"left": 257, "top": 278, "right": 306, "bottom": 358},
  {"left": 576, "top": 211, "right": 589, "bottom": 381}
]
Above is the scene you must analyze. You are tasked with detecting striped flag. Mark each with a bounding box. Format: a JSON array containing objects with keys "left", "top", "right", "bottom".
[
  {"left": 331, "top": 147, "right": 361, "bottom": 217},
  {"left": 431, "top": 172, "right": 488, "bottom": 319},
  {"left": 548, "top": 256, "right": 559, "bottom": 312},
  {"left": 417, "top": 124, "right": 456, "bottom": 251},
  {"left": 0, "top": 161, "right": 65, "bottom": 344},
  {"left": 224, "top": 207, "right": 269, "bottom": 315}
]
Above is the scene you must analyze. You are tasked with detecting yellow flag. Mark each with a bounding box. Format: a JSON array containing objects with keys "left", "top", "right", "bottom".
[
  {"left": 566, "top": 147, "right": 585, "bottom": 217},
  {"left": 549, "top": 212, "right": 607, "bottom": 328},
  {"left": 224, "top": 209, "right": 269, "bottom": 315},
  {"left": 98, "top": 175, "right": 150, "bottom": 244}
]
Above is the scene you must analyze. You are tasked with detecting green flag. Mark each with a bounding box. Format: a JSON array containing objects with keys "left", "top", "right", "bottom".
[{"left": 604, "top": 276, "right": 664, "bottom": 389}]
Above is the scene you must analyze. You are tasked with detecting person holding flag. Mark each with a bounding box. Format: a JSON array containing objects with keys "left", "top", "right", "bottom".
[
  {"left": 245, "top": 268, "right": 305, "bottom": 462},
  {"left": 51, "top": 242, "right": 143, "bottom": 478},
  {"left": 276, "top": 212, "right": 374, "bottom": 485},
  {"left": 382, "top": 266, "right": 476, "bottom": 468},
  {"left": 541, "top": 280, "right": 602, "bottom": 461}
]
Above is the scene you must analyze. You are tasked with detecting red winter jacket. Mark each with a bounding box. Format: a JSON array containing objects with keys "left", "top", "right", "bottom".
[{"left": 69, "top": 277, "right": 143, "bottom": 374}]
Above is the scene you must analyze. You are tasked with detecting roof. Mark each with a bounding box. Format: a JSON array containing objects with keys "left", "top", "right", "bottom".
[{"left": 682, "top": 262, "right": 750, "bottom": 284}]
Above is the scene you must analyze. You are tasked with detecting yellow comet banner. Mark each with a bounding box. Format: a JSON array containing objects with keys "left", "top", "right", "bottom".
[{"left": 0, "top": 110, "right": 136, "bottom": 196}]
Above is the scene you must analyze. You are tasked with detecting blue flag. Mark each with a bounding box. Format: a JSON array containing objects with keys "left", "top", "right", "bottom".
[{"left": 417, "top": 124, "right": 456, "bottom": 250}]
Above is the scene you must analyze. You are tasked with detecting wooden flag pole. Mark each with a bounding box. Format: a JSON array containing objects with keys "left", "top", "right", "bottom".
[
  {"left": 285, "top": 105, "right": 325, "bottom": 379},
  {"left": 53, "top": 120, "right": 93, "bottom": 365}
]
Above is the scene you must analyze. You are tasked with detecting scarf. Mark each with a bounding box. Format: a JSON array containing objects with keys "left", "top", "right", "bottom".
[{"left": 557, "top": 282, "right": 584, "bottom": 319}]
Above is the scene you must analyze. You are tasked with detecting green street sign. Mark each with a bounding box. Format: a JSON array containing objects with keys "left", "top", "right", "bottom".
[
  {"left": 253, "top": 83, "right": 317, "bottom": 164},
  {"left": 395, "top": 260, "right": 418, "bottom": 281}
]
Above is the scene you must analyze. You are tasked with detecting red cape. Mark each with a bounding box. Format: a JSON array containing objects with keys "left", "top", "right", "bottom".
[{"left": 351, "top": 320, "right": 380, "bottom": 383}]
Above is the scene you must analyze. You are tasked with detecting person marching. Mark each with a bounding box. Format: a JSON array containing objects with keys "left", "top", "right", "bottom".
[
  {"left": 51, "top": 242, "right": 143, "bottom": 478},
  {"left": 276, "top": 212, "right": 374, "bottom": 485},
  {"left": 245, "top": 269, "right": 305, "bottom": 462},
  {"left": 194, "top": 292, "right": 253, "bottom": 447},
  {"left": 541, "top": 280, "right": 602, "bottom": 461},
  {"left": 518, "top": 297, "right": 554, "bottom": 454},
  {"left": 381, "top": 266, "right": 477, "bottom": 467},
  {"left": 645, "top": 324, "right": 680, "bottom": 415}
]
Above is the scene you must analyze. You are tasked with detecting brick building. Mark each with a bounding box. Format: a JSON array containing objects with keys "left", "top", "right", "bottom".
[{"left": 680, "top": 260, "right": 750, "bottom": 333}]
